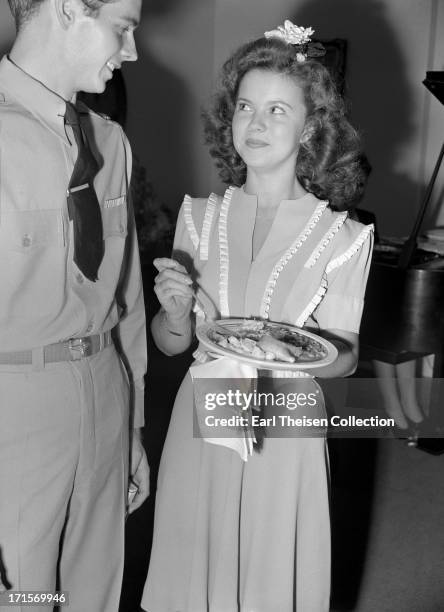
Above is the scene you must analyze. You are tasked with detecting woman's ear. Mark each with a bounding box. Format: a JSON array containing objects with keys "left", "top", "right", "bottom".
[{"left": 300, "top": 124, "right": 315, "bottom": 144}]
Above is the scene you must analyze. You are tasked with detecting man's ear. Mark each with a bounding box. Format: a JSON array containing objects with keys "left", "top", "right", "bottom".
[{"left": 54, "top": 0, "right": 77, "bottom": 29}]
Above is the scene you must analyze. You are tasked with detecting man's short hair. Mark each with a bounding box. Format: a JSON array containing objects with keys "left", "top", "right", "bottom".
[{"left": 8, "top": 0, "right": 115, "bottom": 30}]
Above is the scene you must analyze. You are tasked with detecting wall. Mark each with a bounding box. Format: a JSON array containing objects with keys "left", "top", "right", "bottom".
[
  {"left": 123, "top": 0, "right": 215, "bottom": 208},
  {"left": 211, "top": 0, "right": 444, "bottom": 236},
  {"left": 0, "top": 0, "right": 442, "bottom": 235}
]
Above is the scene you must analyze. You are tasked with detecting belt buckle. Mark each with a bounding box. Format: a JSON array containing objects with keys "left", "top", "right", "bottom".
[{"left": 67, "top": 337, "right": 92, "bottom": 360}]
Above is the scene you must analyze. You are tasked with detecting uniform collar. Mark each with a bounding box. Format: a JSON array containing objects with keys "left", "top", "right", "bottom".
[{"left": 0, "top": 55, "right": 71, "bottom": 144}]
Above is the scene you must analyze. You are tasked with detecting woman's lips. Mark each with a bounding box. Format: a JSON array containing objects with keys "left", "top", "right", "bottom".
[{"left": 245, "top": 138, "right": 269, "bottom": 148}]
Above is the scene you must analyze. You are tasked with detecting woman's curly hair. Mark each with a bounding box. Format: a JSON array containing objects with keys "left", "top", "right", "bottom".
[{"left": 202, "top": 37, "right": 370, "bottom": 211}]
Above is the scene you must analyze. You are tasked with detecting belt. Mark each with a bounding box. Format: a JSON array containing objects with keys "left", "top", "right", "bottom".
[{"left": 0, "top": 331, "right": 112, "bottom": 366}]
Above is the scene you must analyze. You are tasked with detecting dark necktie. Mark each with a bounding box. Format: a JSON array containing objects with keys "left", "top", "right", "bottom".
[{"left": 64, "top": 101, "right": 104, "bottom": 282}]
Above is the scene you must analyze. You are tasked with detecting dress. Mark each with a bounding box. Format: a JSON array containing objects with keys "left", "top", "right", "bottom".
[{"left": 142, "top": 186, "right": 373, "bottom": 612}]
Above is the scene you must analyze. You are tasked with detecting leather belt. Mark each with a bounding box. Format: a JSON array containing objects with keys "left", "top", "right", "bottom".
[{"left": 0, "top": 331, "right": 112, "bottom": 366}]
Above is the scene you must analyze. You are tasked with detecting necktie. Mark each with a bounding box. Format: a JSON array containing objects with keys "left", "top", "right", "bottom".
[{"left": 65, "top": 101, "right": 104, "bottom": 282}]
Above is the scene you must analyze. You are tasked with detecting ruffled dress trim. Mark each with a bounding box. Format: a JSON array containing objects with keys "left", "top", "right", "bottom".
[
  {"left": 326, "top": 224, "right": 374, "bottom": 274},
  {"left": 303, "top": 212, "right": 348, "bottom": 269},
  {"left": 183, "top": 194, "right": 200, "bottom": 250},
  {"left": 294, "top": 223, "right": 374, "bottom": 327},
  {"left": 295, "top": 274, "right": 329, "bottom": 328},
  {"left": 199, "top": 193, "right": 218, "bottom": 261},
  {"left": 259, "top": 200, "right": 328, "bottom": 319},
  {"left": 218, "top": 186, "right": 236, "bottom": 317}
]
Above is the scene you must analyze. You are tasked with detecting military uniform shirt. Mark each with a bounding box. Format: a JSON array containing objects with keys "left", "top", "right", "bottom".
[{"left": 0, "top": 56, "right": 146, "bottom": 427}]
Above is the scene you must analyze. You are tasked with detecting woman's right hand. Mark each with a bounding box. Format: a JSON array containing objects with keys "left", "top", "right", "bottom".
[{"left": 153, "top": 257, "right": 194, "bottom": 320}]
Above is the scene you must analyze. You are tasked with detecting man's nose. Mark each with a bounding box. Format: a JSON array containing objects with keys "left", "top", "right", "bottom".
[{"left": 122, "top": 33, "right": 138, "bottom": 63}]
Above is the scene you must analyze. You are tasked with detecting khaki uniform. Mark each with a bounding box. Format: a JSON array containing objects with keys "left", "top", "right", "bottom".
[{"left": 0, "top": 56, "right": 146, "bottom": 611}]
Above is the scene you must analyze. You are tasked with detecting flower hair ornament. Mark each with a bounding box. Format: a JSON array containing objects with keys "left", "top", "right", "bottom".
[{"left": 264, "top": 20, "right": 325, "bottom": 62}]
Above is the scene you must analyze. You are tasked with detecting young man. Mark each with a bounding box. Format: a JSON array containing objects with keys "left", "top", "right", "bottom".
[{"left": 0, "top": 1, "right": 148, "bottom": 610}]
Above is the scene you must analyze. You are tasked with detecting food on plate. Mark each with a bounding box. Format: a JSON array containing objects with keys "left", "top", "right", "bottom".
[{"left": 207, "top": 320, "right": 328, "bottom": 363}]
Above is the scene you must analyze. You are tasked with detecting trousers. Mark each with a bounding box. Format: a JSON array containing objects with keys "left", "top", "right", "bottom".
[{"left": 0, "top": 344, "right": 130, "bottom": 612}]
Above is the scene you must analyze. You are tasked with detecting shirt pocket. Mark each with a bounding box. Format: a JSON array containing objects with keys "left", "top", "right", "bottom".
[
  {"left": 101, "top": 195, "right": 128, "bottom": 239},
  {"left": 0, "top": 209, "right": 64, "bottom": 253}
]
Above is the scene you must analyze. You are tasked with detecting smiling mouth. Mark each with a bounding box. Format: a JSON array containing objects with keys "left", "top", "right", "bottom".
[
  {"left": 106, "top": 61, "right": 120, "bottom": 73},
  {"left": 245, "top": 138, "right": 269, "bottom": 148}
]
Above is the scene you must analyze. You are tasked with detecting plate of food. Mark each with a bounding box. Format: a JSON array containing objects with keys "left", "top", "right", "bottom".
[{"left": 196, "top": 319, "right": 338, "bottom": 370}]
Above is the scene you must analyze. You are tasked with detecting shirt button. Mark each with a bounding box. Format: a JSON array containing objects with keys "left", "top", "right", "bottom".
[
  {"left": 76, "top": 273, "right": 84, "bottom": 284},
  {"left": 119, "top": 223, "right": 125, "bottom": 233},
  {"left": 86, "top": 323, "right": 93, "bottom": 333},
  {"left": 22, "top": 234, "right": 32, "bottom": 247}
]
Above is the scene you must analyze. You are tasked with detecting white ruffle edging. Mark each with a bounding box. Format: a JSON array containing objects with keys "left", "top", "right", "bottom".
[
  {"left": 304, "top": 211, "right": 348, "bottom": 269},
  {"left": 183, "top": 194, "right": 200, "bottom": 250},
  {"left": 295, "top": 274, "right": 329, "bottom": 328},
  {"left": 218, "top": 186, "right": 235, "bottom": 317},
  {"left": 259, "top": 200, "right": 328, "bottom": 319},
  {"left": 294, "top": 223, "right": 374, "bottom": 327},
  {"left": 326, "top": 224, "right": 374, "bottom": 274},
  {"left": 199, "top": 193, "right": 218, "bottom": 261}
]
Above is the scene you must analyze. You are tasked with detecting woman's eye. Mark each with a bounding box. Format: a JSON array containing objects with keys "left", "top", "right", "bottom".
[
  {"left": 237, "top": 102, "right": 251, "bottom": 112},
  {"left": 271, "top": 106, "right": 285, "bottom": 115}
]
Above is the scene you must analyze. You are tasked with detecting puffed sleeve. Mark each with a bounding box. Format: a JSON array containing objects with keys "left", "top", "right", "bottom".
[
  {"left": 314, "top": 224, "right": 374, "bottom": 333},
  {"left": 171, "top": 195, "right": 201, "bottom": 265}
]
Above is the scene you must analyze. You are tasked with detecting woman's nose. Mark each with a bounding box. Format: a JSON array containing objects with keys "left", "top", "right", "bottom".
[{"left": 249, "top": 111, "right": 266, "bottom": 131}]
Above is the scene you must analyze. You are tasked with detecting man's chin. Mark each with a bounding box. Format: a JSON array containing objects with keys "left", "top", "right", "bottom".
[{"left": 80, "top": 80, "right": 107, "bottom": 95}]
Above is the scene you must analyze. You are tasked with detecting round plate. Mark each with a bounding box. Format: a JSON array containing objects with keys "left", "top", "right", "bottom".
[{"left": 196, "top": 319, "right": 338, "bottom": 371}]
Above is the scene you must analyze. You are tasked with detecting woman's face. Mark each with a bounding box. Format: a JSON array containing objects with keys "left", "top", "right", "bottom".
[{"left": 232, "top": 69, "right": 307, "bottom": 176}]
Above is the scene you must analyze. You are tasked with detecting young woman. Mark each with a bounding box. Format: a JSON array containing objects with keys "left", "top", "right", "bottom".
[{"left": 142, "top": 22, "right": 373, "bottom": 612}]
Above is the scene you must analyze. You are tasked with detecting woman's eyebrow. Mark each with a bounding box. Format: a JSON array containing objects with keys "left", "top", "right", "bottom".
[
  {"left": 237, "top": 96, "right": 294, "bottom": 110},
  {"left": 268, "top": 99, "right": 294, "bottom": 109}
]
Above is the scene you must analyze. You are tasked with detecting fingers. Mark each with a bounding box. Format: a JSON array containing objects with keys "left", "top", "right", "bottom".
[
  {"left": 153, "top": 258, "right": 193, "bottom": 291},
  {"left": 153, "top": 257, "right": 188, "bottom": 275},
  {"left": 154, "top": 272, "right": 193, "bottom": 291},
  {"left": 128, "top": 451, "right": 150, "bottom": 515},
  {"left": 153, "top": 258, "right": 194, "bottom": 312},
  {"left": 154, "top": 280, "right": 193, "bottom": 300}
]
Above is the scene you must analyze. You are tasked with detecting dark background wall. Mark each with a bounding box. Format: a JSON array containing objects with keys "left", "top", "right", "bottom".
[{"left": 1, "top": 0, "right": 443, "bottom": 233}]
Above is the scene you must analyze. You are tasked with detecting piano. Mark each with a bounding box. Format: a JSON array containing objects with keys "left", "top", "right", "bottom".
[{"left": 359, "top": 71, "right": 444, "bottom": 453}]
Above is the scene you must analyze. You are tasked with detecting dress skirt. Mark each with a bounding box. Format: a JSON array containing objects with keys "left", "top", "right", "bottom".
[{"left": 141, "top": 372, "right": 331, "bottom": 612}]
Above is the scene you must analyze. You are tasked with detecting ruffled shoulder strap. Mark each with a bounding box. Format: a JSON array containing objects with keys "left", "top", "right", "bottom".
[
  {"left": 294, "top": 222, "right": 374, "bottom": 328},
  {"left": 326, "top": 223, "right": 374, "bottom": 275},
  {"left": 181, "top": 193, "right": 222, "bottom": 258},
  {"left": 199, "top": 192, "right": 219, "bottom": 261},
  {"left": 182, "top": 194, "right": 200, "bottom": 250}
]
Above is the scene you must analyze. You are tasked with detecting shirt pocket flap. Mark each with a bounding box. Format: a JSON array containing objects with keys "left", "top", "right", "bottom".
[
  {"left": 0, "top": 209, "right": 64, "bottom": 252},
  {"left": 102, "top": 195, "right": 128, "bottom": 238}
]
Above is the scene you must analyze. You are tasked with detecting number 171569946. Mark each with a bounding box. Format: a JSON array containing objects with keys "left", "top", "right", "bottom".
[{"left": 0, "top": 591, "right": 68, "bottom": 606}]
